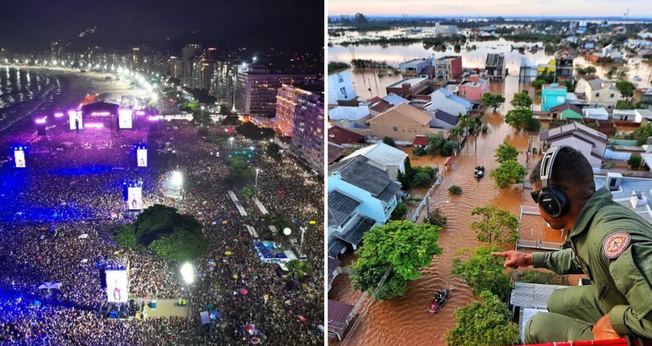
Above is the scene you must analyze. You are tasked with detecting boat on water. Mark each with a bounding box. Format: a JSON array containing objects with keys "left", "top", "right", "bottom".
[{"left": 428, "top": 289, "right": 452, "bottom": 313}]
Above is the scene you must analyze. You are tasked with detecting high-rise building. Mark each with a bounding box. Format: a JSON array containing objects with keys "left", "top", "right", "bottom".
[
  {"left": 275, "top": 85, "right": 311, "bottom": 135},
  {"left": 169, "top": 57, "right": 183, "bottom": 78},
  {"left": 212, "top": 60, "right": 240, "bottom": 110},
  {"left": 192, "top": 59, "right": 215, "bottom": 90},
  {"left": 290, "top": 91, "right": 325, "bottom": 175},
  {"left": 182, "top": 44, "right": 201, "bottom": 87},
  {"left": 235, "top": 64, "right": 318, "bottom": 117}
]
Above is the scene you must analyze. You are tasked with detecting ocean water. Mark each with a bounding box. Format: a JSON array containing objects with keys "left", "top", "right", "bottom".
[{"left": 0, "top": 67, "right": 59, "bottom": 109}]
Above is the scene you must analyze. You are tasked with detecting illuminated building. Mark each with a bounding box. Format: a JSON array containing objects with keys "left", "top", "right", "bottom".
[
  {"left": 290, "top": 91, "right": 324, "bottom": 175},
  {"left": 235, "top": 64, "right": 318, "bottom": 117}
]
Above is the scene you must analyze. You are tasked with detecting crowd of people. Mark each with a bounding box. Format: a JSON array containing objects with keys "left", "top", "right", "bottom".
[{"left": 0, "top": 118, "right": 324, "bottom": 345}]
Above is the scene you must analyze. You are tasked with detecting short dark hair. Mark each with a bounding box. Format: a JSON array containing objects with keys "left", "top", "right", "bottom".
[{"left": 529, "top": 146, "right": 595, "bottom": 190}]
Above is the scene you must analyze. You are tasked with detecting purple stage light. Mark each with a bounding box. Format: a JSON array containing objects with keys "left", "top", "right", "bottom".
[
  {"left": 147, "top": 115, "right": 159, "bottom": 121},
  {"left": 68, "top": 110, "right": 78, "bottom": 117},
  {"left": 35, "top": 116, "right": 47, "bottom": 124},
  {"left": 54, "top": 112, "right": 64, "bottom": 118},
  {"left": 135, "top": 111, "right": 145, "bottom": 115},
  {"left": 85, "top": 123, "right": 104, "bottom": 128},
  {"left": 90, "top": 112, "right": 111, "bottom": 116}
]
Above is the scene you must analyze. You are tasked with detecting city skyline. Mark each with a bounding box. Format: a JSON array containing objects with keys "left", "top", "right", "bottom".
[
  {"left": 328, "top": 0, "right": 652, "bottom": 18},
  {"left": 0, "top": 0, "right": 323, "bottom": 52}
]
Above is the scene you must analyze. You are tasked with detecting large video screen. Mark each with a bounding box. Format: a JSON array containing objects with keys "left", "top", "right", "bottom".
[
  {"left": 68, "top": 111, "right": 83, "bottom": 130},
  {"left": 105, "top": 270, "right": 128, "bottom": 303},
  {"left": 127, "top": 186, "right": 143, "bottom": 210},
  {"left": 14, "top": 150, "right": 25, "bottom": 168},
  {"left": 137, "top": 148, "right": 147, "bottom": 167},
  {"left": 118, "top": 109, "right": 133, "bottom": 129}
]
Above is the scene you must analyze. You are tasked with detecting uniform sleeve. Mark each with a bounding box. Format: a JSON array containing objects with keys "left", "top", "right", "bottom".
[
  {"left": 532, "top": 248, "right": 584, "bottom": 275},
  {"left": 607, "top": 243, "right": 652, "bottom": 338}
]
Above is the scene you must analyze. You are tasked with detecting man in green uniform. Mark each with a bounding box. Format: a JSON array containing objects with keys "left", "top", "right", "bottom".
[{"left": 493, "top": 146, "right": 652, "bottom": 343}]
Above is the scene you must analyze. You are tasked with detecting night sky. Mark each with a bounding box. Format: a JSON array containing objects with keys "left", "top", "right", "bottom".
[{"left": 0, "top": 0, "right": 324, "bottom": 52}]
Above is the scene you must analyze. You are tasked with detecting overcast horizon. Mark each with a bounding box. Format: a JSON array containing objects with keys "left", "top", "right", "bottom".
[{"left": 328, "top": 0, "right": 652, "bottom": 18}]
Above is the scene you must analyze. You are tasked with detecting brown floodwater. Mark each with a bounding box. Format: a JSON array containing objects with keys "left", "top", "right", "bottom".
[{"left": 328, "top": 38, "right": 651, "bottom": 346}]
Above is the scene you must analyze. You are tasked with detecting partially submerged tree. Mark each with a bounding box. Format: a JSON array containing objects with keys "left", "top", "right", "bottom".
[{"left": 470, "top": 205, "right": 519, "bottom": 245}]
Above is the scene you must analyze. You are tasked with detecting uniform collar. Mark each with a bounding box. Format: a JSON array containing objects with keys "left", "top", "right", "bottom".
[{"left": 569, "top": 187, "right": 613, "bottom": 237}]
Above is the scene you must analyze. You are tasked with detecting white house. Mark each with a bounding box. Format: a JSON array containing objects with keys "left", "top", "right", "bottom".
[
  {"left": 328, "top": 71, "right": 357, "bottom": 106},
  {"left": 426, "top": 88, "right": 473, "bottom": 116},
  {"left": 635, "top": 109, "right": 652, "bottom": 123},
  {"left": 340, "top": 142, "right": 408, "bottom": 181},
  {"left": 327, "top": 156, "right": 403, "bottom": 255},
  {"left": 583, "top": 107, "right": 609, "bottom": 120},
  {"left": 328, "top": 104, "right": 371, "bottom": 125},
  {"left": 539, "top": 122, "right": 608, "bottom": 169}
]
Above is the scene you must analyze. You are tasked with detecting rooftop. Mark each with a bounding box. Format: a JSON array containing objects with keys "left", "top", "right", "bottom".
[
  {"left": 383, "top": 93, "right": 410, "bottom": 106},
  {"left": 370, "top": 103, "right": 432, "bottom": 125},
  {"left": 461, "top": 79, "right": 487, "bottom": 88},
  {"left": 329, "top": 155, "right": 402, "bottom": 203},
  {"left": 328, "top": 190, "right": 362, "bottom": 227},
  {"left": 327, "top": 126, "right": 365, "bottom": 146},
  {"left": 343, "top": 142, "right": 409, "bottom": 167},
  {"left": 485, "top": 53, "right": 505, "bottom": 66},
  {"left": 540, "top": 121, "right": 608, "bottom": 143},
  {"left": 387, "top": 77, "right": 427, "bottom": 89}
]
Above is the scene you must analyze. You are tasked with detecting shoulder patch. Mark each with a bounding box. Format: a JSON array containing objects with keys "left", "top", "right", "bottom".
[{"left": 603, "top": 232, "right": 631, "bottom": 259}]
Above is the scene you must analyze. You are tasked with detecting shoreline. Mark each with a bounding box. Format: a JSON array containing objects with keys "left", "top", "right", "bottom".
[{"left": 0, "top": 66, "right": 134, "bottom": 135}]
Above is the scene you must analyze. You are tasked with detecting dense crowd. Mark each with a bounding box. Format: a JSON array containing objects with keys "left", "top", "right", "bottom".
[{"left": 0, "top": 120, "right": 324, "bottom": 345}]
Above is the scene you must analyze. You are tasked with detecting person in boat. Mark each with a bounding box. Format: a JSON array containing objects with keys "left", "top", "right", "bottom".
[{"left": 493, "top": 146, "right": 652, "bottom": 343}]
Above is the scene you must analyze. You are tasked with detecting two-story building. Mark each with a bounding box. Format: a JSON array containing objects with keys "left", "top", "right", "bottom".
[
  {"left": 435, "top": 56, "right": 463, "bottom": 80},
  {"left": 575, "top": 78, "right": 621, "bottom": 111},
  {"left": 541, "top": 84, "right": 568, "bottom": 112},
  {"left": 426, "top": 88, "right": 473, "bottom": 116},
  {"left": 385, "top": 77, "right": 429, "bottom": 99},
  {"left": 328, "top": 70, "right": 358, "bottom": 107},
  {"left": 399, "top": 58, "right": 434, "bottom": 77},
  {"left": 327, "top": 155, "right": 403, "bottom": 257},
  {"left": 368, "top": 103, "right": 449, "bottom": 144},
  {"left": 485, "top": 53, "right": 506, "bottom": 80},
  {"left": 458, "top": 76, "right": 489, "bottom": 102},
  {"left": 539, "top": 122, "right": 608, "bottom": 169}
]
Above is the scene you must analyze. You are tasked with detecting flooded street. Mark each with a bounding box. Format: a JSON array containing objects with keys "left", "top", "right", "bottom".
[{"left": 328, "top": 37, "right": 651, "bottom": 345}]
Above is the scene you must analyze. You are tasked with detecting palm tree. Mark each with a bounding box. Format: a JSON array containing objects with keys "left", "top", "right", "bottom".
[{"left": 286, "top": 259, "right": 310, "bottom": 282}]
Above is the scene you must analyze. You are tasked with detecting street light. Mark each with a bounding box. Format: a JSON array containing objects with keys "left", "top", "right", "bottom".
[
  {"left": 255, "top": 168, "right": 261, "bottom": 188},
  {"left": 180, "top": 262, "right": 194, "bottom": 284},
  {"left": 180, "top": 262, "right": 194, "bottom": 329}
]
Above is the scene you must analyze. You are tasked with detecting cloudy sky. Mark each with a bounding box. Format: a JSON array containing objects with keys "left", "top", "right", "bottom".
[{"left": 328, "top": 0, "right": 652, "bottom": 17}]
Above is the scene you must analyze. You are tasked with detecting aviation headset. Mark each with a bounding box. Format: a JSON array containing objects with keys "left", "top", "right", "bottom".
[{"left": 538, "top": 145, "right": 570, "bottom": 218}]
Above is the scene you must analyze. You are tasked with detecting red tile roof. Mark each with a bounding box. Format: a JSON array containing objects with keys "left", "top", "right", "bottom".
[
  {"left": 413, "top": 135, "right": 429, "bottom": 146},
  {"left": 328, "top": 143, "right": 345, "bottom": 164},
  {"left": 328, "top": 126, "right": 365, "bottom": 145}
]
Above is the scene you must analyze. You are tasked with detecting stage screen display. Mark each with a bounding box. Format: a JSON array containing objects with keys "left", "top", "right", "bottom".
[
  {"left": 14, "top": 150, "right": 25, "bottom": 168},
  {"left": 105, "top": 270, "right": 128, "bottom": 303},
  {"left": 68, "top": 111, "right": 83, "bottom": 130},
  {"left": 127, "top": 186, "right": 143, "bottom": 210},
  {"left": 118, "top": 109, "right": 133, "bottom": 129},
  {"left": 137, "top": 148, "right": 147, "bottom": 167}
]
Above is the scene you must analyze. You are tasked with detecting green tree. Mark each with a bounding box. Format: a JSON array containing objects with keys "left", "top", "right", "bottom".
[
  {"left": 267, "top": 142, "right": 282, "bottom": 160},
  {"left": 349, "top": 221, "right": 442, "bottom": 300},
  {"left": 510, "top": 91, "right": 533, "bottom": 109},
  {"left": 615, "top": 80, "right": 636, "bottom": 98},
  {"left": 440, "top": 140, "right": 459, "bottom": 157},
  {"left": 425, "top": 208, "right": 447, "bottom": 228},
  {"left": 426, "top": 132, "right": 446, "bottom": 155},
  {"left": 412, "top": 170, "right": 432, "bottom": 188},
  {"left": 481, "top": 93, "right": 506, "bottom": 112},
  {"left": 494, "top": 141, "right": 520, "bottom": 163},
  {"left": 236, "top": 122, "right": 275, "bottom": 140},
  {"left": 518, "top": 269, "right": 569, "bottom": 285},
  {"left": 451, "top": 245, "right": 512, "bottom": 300},
  {"left": 150, "top": 227, "right": 210, "bottom": 262},
  {"left": 286, "top": 259, "right": 311, "bottom": 282},
  {"left": 113, "top": 224, "right": 139, "bottom": 248},
  {"left": 629, "top": 154, "right": 643, "bottom": 169},
  {"left": 448, "top": 185, "right": 462, "bottom": 195},
  {"left": 606, "top": 66, "right": 618, "bottom": 80},
  {"left": 241, "top": 187, "right": 255, "bottom": 202},
  {"left": 490, "top": 160, "right": 526, "bottom": 189},
  {"left": 392, "top": 202, "right": 409, "bottom": 219},
  {"left": 532, "top": 79, "right": 545, "bottom": 90},
  {"left": 505, "top": 107, "right": 534, "bottom": 131},
  {"left": 221, "top": 115, "right": 240, "bottom": 126},
  {"left": 470, "top": 205, "right": 519, "bottom": 245},
  {"left": 112, "top": 204, "right": 208, "bottom": 262},
  {"left": 383, "top": 136, "right": 396, "bottom": 147},
  {"left": 584, "top": 65, "right": 596, "bottom": 75},
  {"left": 633, "top": 123, "right": 652, "bottom": 146},
  {"left": 446, "top": 291, "right": 520, "bottom": 346},
  {"left": 192, "top": 109, "right": 211, "bottom": 126}
]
